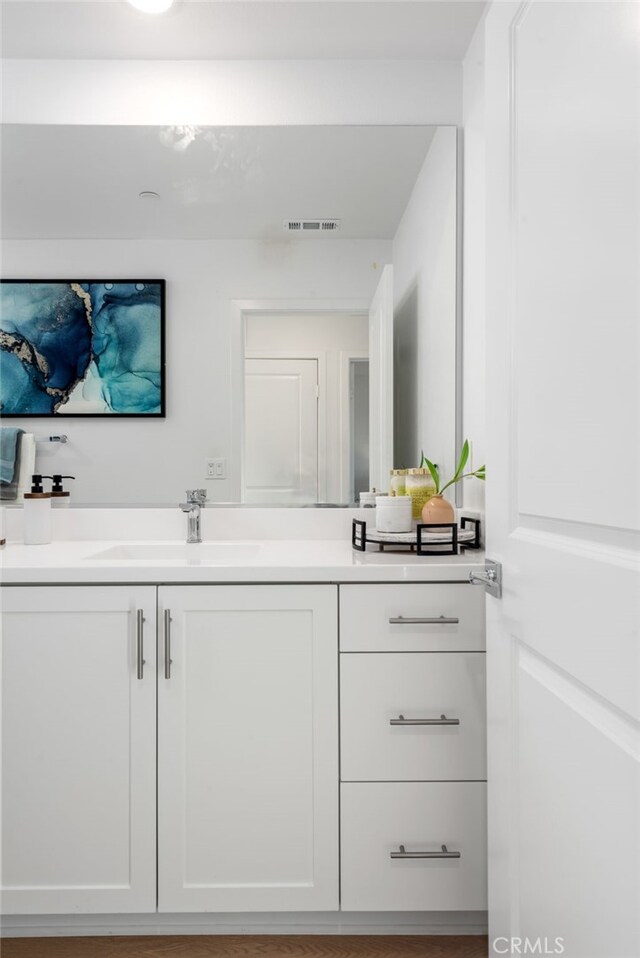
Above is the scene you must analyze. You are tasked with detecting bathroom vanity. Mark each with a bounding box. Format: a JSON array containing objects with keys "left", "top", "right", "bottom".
[{"left": 0, "top": 511, "right": 487, "bottom": 936}]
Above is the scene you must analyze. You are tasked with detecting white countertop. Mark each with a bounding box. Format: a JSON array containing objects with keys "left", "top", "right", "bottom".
[{"left": 0, "top": 538, "right": 484, "bottom": 584}]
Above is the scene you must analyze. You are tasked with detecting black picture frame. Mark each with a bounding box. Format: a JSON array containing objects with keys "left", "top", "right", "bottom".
[{"left": 0, "top": 279, "right": 166, "bottom": 418}]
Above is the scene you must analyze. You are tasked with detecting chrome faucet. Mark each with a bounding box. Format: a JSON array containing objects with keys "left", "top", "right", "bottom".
[{"left": 180, "top": 489, "right": 207, "bottom": 543}]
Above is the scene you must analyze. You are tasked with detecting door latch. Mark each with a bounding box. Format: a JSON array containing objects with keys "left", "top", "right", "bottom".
[{"left": 469, "top": 558, "right": 502, "bottom": 599}]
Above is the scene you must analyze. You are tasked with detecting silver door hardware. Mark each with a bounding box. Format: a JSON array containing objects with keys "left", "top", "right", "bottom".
[
  {"left": 164, "top": 609, "right": 172, "bottom": 680},
  {"left": 469, "top": 558, "right": 502, "bottom": 599},
  {"left": 388, "top": 615, "right": 459, "bottom": 625},
  {"left": 391, "top": 844, "right": 461, "bottom": 860},
  {"left": 390, "top": 714, "right": 460, "bottom": 726},
  {"left": 136, "top": 610, "right": 145, "bottom": 680}
]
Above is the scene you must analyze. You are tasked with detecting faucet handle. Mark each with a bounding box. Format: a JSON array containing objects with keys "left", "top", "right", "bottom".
[{"left": 186, "top": 489, "right": 207, "bottom": 505}]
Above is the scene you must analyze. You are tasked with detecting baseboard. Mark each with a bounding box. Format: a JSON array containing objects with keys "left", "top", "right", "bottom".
[{"left": 1, "top": 910, "right": 488, "bottom": 938}]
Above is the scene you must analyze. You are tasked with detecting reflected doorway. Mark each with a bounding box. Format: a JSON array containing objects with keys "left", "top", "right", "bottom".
[
  {"left": 349, "top": 359, "right": 369, "bottom": 503},
  {"left": 241, "top": 310, "right": 369, "bottom": 504}
]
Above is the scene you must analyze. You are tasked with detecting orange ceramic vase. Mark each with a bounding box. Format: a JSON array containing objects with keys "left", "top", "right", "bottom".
[{"left": 421, "top": 494, "right": 455, "bottom": 525}]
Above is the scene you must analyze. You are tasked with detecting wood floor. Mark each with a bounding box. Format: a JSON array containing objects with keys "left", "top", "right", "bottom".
[{"left": 1, "top": 936, "right": 488, "bottom": 958}]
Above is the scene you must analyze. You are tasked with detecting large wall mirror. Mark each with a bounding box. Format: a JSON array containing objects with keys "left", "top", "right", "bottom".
[{"left": 1, "top": 124, "right": 459, "bottom": 506}]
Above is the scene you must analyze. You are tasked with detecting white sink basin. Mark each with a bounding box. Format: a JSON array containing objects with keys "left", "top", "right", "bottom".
[{"left": 88, "top": 543, "right": 262, "bottom": 563}]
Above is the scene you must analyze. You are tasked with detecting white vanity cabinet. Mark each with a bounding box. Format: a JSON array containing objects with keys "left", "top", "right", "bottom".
[
  {"left": 1, "top": 586, "right": 157, "bottom": 915},
  {"left": 1, "top": 575, "right": 485, "bottom": 924},
  {"left": 156, "top": 584, "right": 339, "bottom": 913},
  {"left": 339, "top": 583, "right": 487, "bottom": 912}
]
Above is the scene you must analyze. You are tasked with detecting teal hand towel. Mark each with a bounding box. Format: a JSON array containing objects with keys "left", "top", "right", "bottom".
[{"left": 0, "top": 427, "right": 24, "bottom": 485}]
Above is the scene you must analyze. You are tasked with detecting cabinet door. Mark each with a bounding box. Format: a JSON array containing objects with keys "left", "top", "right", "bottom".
[
  {"left": 1, "top": 586, "right": 156, "bottom": 915},
  {"left": 158, "top": 585, "right": 338, "bottom": 912}
]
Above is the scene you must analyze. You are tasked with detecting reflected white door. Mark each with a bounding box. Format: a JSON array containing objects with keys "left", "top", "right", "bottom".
[
  {"left": 368, "top": 265, "right": 393, "bottom": 492},
  {"left": 485, "top": 3, "right": 639, "bottom": 957},
  {"left": 244, "top": 358, "right": 318, "bottom": 503}
]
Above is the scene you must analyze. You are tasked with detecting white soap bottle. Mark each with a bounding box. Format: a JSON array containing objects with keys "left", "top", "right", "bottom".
[{"left": 23, "top": 475, "right": 53, "bottom": 545}]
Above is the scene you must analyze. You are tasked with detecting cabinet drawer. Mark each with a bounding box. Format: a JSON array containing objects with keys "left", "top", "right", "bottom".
[
  {"left": 340, "top": 782, "right": 487, "bottom": 911},
  {"left": 339, "top": 584, "right": 485, "bottom": 652},
  {"left": 340, "top": 653, "right": 486, "bottom": 782}
]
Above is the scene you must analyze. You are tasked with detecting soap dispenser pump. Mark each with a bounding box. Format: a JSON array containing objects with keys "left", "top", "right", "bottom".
[
  {"left": 23, "top": 475, "right": 53, "bottom": 545},
  {"left": 51, "top": 474, "right": 76, "bottom": 508}
]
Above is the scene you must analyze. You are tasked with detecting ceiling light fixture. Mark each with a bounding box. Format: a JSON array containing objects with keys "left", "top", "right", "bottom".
[
  {"left": 139, "top": 190, "right": 160, "bottom": 200},
  {"left": 128, "top": 0, "right": 175, "bottom": 14}
]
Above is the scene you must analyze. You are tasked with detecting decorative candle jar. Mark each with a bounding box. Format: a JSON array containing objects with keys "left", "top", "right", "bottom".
[
  {"left": 375, "top": 495, "right": 412, "bottom": 533},
  {"left": 405, "top": 468, "right": 437, "bottom": 520},
  {"left": 389, "top": 469, "right": 408, "bottom": 497}
]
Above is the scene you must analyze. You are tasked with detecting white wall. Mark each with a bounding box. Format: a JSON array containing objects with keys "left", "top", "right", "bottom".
[
  {"left": 1, "top": 60, "right": 462, "bottom": 127},
  {"left": 2, "top": 239, "right": 390, "bottom": 504},
  {"left": 392, "top": 126, "right": 458, "bottom": 487},
  {"left": 246, "top": 313, "right": 368, "bottom": 353},
  {"left": 246, "top": 313, "right": 369, "bottom": 503},
  {"left": 461, "top": 16, "right": 487, "bottom": 513}
]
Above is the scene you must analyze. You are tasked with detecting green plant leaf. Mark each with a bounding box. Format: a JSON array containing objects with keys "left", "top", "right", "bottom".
[
  {"left": 423, "top": 457, "right": 440, "bottom": 494},
  {"left": 452, "top": 439, "right": 470, "bottom": 482},
  {"left": 440, "top": 466, "right": 485, "bottom": 495}
]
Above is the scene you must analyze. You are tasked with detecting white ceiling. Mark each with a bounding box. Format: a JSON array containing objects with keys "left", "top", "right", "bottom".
[
  {"left": 1, "top": 124, "right": 439, "bottom": 239},
  {"left": 0, "top": 0, "right": 486, "bottom": 60}
]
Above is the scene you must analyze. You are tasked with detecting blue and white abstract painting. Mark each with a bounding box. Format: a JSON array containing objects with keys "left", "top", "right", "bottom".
[{"left": 0, "top": 281, "right": 165, "bottom": 416}]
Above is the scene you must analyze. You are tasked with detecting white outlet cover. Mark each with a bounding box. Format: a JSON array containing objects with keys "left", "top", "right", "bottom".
[{"left": 206, "top": 458, "right": 226, "bottom": 480}]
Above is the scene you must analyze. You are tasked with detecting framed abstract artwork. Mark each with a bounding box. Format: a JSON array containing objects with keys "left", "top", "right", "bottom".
[{"left": 0, "top": 280, "right": 166, "bottom": 417}]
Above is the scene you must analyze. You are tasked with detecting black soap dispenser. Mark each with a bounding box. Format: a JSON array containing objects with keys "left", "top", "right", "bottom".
[{"left": 51, "top": 475, "right": 76, "bottom": 508}]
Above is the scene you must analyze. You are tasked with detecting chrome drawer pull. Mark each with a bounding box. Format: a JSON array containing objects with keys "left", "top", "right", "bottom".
[
  {"left": 391, "top": 844, "right": 461, "bottom": 860},
  {"left": 390, "top": 713, "right": 460, "bottom": 726},
  {"left": 388, "top": 615, "right": 459, "bottom": 625},
  {"left": 164, "top": 609, "right": 172, "bottom": 680},
  {"left": 136, "top": 609, "right": 145, "bottom": 680}
]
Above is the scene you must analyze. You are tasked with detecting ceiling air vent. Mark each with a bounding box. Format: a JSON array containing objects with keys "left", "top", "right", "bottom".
[{"left": 284, "top": 219, "right": 341, "bottom": 233}]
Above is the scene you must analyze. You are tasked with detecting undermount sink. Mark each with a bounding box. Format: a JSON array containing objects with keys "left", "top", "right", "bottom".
[{"left": 88, "top": 543, "right": 262, "bottom": 563}]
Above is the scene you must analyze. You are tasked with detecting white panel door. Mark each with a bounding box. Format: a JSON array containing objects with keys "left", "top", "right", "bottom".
[
  {"left": 368, "top": 264, "right": 393, "bottom": 492},
  {"left": 1, "top": 586, "right": 156, "bottom": 915},
  {"left": 157, "top": 585, "right": 338, "bottom": 912},
  {"left": 244, "top": 358, "right": 318, "bottom": 503},
  {"left": 485, "top": 3, "right": 639, "bottom": 956}
]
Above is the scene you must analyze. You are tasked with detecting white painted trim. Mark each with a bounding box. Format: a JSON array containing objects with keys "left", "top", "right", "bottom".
[
  {"left": 454, "top": 125, "right": 464, "bottom": 508},
  {"left": 1, "top": 911, "right": 489, "bottom": 938},
  {"left": 367, "top": 266, "right": 394, "bottom": 493},
  {"left": 230, "top": 299, "right": 369, "bottom": 502}
]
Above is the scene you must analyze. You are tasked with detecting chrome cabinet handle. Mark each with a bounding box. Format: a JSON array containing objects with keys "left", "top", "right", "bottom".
[
  {"left": 390, "top": 713, "right": 460, "bottom": 726},
  {"left": 391, "top": 844, "right": 461, "bottom": 860},
  {"left": 388, "top": 615, "right": 459, "bottom": 625},
  {"left": 164, "top": 609, "right": 172, "bottom": 680},
  {"left": 136, "top": 609, "right": 145, "bottom": 680}
]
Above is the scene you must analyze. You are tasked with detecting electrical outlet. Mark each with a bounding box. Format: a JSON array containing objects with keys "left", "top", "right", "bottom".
[{"left": 206, "top": 459, "right": 226, "bottom": 480}]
